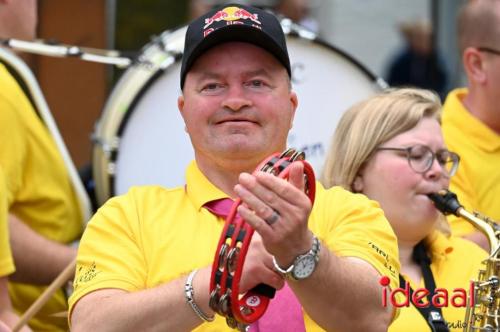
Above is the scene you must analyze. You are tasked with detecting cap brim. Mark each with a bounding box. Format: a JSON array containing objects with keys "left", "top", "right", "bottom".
[{"left": 183, "top": 24, "right": 290, "bottom": 82}]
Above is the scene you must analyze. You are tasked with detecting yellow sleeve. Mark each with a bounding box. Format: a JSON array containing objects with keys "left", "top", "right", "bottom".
[
  {"left": 310, "top": 186, "right": 401, "bottom": 319},
  {"left": 0, "top": 75, "right": 28, "bottom": 204},
  {"left": 68, "top": 188, "right": 148, "bottom": 315},
  {"left": 0, "top": 167, "right": 14, "bottom": 277}
]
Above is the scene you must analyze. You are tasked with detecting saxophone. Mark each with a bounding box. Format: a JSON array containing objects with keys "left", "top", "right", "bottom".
[{"left": 428, "top": 190, "right": 500, "bottom": 332}]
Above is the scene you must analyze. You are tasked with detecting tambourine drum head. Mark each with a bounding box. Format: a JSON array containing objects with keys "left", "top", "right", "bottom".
[{"left": 93, "top": 26, "right": 382, "bottom": 205}]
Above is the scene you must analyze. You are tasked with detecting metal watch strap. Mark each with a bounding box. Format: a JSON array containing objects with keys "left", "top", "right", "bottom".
[
  {"left": 185, "top": 269, "right": 215, "bottom": 322},
  {"left": 311, "top": 235, "right": 321, "bottom": 260},
  {"left": 272, "top": 235, "right": 320, "bottom": 279},
  {"left": 272, "top": 255, "right": 294, "bottom": 275}
]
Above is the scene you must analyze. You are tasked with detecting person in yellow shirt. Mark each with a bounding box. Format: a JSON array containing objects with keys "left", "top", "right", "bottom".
[
  {"left": 441, "top": 0, "right": 500, "bottom": 251},
  {"left": 69, "top": 4, "right": 401, "bottom": 331},
  {"left": 0, "top": 167, "right": 31, "bottom": 332},
  {"left": 322, "top": 88, "right": 487, "bottom": 332},
  {"left": 0, "top": 1, "right": 84, "bottom": 330}
]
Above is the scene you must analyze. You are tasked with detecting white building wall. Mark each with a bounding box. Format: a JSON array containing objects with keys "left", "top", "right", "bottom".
[{"left": 313, "top": 0, "right": 430, "bottom": 79}]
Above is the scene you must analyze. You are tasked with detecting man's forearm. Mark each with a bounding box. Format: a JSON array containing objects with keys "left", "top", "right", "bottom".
[
  {"left": 0, "top": 311, "right": 32, "bottom": 332},
  {"left": 71, "top": 267, "right": 215, "bottom": 332},
  {"left": 290, "top": 249, "right": 391, "bottom": 332},
  {"left": 8, "top": 215, "right": 76, "bottom": 284}
]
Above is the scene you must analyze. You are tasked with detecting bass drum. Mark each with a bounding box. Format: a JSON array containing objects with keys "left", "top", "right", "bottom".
[{"left": 93, "top": 21, "right": 386, "bottom": 206}]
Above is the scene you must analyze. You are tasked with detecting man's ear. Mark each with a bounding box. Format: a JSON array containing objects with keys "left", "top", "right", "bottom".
[
  {"left": 463, "top": 48, "right": 487, "bottom": 84},
  {"left": 177, "top": 95, "right": 188, "bottom": 133},
  {"left": 177, "top": 95, "right": 185, "bottom": 114},
  {"left": 352, "top": 175, "right": 364, "bottom": 193},
  {"left": 289, "top": 91, "right": 298, "bottom": 129}
]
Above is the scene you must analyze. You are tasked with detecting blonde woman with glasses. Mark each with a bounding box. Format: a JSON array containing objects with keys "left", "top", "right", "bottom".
[{"left": 322, "top": 88, "right": 487, "bottom": 332}]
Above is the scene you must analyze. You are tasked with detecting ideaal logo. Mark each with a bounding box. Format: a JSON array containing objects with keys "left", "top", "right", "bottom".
[{"left": 379, "top": 276, "right": 475, "bottom": 308}]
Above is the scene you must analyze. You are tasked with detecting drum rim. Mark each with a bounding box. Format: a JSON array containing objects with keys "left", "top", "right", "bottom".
[{"left": 104, "top": 53, "right": 181, "bottom": 201}]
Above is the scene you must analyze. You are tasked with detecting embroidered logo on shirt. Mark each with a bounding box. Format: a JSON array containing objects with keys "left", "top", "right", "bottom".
[
  {"left": 74, "top": 261, "right": 101, "bottom": 290},
  {"left": 368, "top": 241, "right": 397, "bottom": 277}
]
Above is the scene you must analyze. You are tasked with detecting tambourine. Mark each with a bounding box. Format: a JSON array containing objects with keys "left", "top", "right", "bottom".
[{"left": 209, "top": 148, "right": 316, "bottom": 330}]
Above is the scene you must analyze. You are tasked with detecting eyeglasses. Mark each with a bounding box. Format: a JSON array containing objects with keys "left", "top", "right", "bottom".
[
  {"left": 477, "top": 47, "right": 500, "bottom": 56},
  {"left": 376, "top": 144, "right": 460, "bottom": 176}
]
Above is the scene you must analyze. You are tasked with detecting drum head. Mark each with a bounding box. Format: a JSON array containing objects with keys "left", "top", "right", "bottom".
[{"left": 93, "top": 25, "right": 384, "bottom": 205}]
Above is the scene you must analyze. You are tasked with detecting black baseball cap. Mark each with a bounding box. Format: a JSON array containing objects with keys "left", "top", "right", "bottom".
[{"left": 180, "top": 3, "right": 291, "bottom": 89}]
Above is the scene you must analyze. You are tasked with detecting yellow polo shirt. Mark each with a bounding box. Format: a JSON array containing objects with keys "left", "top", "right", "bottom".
[
  {"left": 0, "top": 62, "right": 83, "bottom": 331},
  {"left": 442, "top": 88, "right": 500, "bottom": 236},
  {"left": 388, "top": 231, "right": 487, "bottom": 332},
  {"left": 70, "top": 161, "right": 400, "bottom": 331},
  {"left": 0, "top": 167, "right": 14, "bottom": 277}
]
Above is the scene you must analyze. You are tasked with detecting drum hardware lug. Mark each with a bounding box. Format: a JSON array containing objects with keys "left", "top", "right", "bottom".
[
  {"left": 91, "top": 133, "right": 108, "bottom": 153},
  {"left": 159, "top": 56, "right": 175, "bottom": 70},
  {"left": 297, "top": 28, "right": 316, "bottom": 40},
  {"left": 91, "top": 134, "right": 119, "bottom": 156},
  {"left": 136, "top": 54, "right": 155, "bottom": 71},
  {"left": 109, "top": 136, "right": 120, "bottom": 150},
  {"left": 376, "top": 77, "right": 389, "bottom": 89},
  {"left": 107, "top": 162, "right": 116, "bottom": 176},
  {"left": 280, "top": 18, "right": 317, "bottom": 40},
  {"left": 155, "top": 34, "right": 169, "bottom": 52},
  {"left": 280, "top": 18, "right": 292, "bottom": 34}
]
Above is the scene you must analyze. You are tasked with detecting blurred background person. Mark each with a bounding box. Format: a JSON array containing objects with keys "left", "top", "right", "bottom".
[
  {"left": 274, "top": 0, "right": 320, "bottom": 33},
  {"left": 441, "top": 0, "right": 500, "bottom": 251},
  {"left": 322, "top": 88, "right": 487, "bottom": 331},
  {"left": 188, "top": 0, "right": 213, "bottom": 20},
  {"left": 385, "top": 20, "right": 449, "bottom": 100},
  {"left": 0, "top": 1, "right": 84, "bottom": 330}
]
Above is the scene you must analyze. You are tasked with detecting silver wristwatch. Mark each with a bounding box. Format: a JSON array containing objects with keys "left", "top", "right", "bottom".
[{"left": 273, "top": 236, "right": 321, "bottom": 281}]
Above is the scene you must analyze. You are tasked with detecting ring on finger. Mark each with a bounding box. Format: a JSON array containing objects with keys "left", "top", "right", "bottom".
[{"left": 264, "top": 209, "right": 280, "bottom": 226}]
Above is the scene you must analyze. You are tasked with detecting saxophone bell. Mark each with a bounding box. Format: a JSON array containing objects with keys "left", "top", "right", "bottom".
[{"left": 428, "top": 189, "right": 500, "bottom": 331}]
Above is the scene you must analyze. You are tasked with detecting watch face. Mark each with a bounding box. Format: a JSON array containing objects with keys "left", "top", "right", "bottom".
[{"left": 292, "top": 255, "right": 316, "bottom": 279}]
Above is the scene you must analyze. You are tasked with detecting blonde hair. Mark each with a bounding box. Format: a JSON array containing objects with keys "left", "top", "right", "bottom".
[{"left": 321, "top": 88, "right": 451, "bottom": 236}]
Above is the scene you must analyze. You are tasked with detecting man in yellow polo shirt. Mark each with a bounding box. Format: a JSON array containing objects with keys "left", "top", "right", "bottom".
[
  {"left": 0, "top": 1, "right": 84, "bottom": 331},
  {"left": 70, "top": 4, "right": 400, "bottom": 331},
  {"left": 442, "top": 0, "right": 500, "bottom": 251}
]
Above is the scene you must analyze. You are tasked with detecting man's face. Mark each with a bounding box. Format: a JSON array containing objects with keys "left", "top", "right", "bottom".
[
  {"left": 483, "top": 50, "right": 500, "bottom": 109},
  {"left": 178, "top": 42, "right": 297, "bottom": 165},
  {"left": 0, "top": 0, "right": 37, "bottom": 40},
  {"left": 483, "top": 7, "right": 500, "bottom": 109}
]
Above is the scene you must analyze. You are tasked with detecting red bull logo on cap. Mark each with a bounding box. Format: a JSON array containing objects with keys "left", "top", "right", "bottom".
[{"left": 203, "top": 6, "right": 262, "bottom": 36}]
